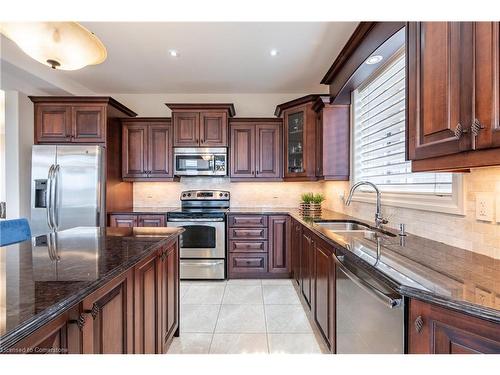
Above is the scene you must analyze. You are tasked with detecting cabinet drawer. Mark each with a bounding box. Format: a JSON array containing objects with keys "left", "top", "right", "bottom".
[
  {"left": 229, "top": 240, "right": 268, "bottom": 253},
  {"left": 229, "top": 228, "right": 268, "bottom": 240},
  {"left": 229, "top": 253, "right": 268, "bottom": 274},
  {"left": 228, "top": 215, "right": 268, "bottom": 227}
]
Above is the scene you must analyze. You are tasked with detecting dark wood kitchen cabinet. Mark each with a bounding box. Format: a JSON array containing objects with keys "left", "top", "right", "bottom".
[
  {"left": 291, "top": 218, "right": 302, "bottom": 286},
  {"left": 312, "top": 96, "right": 350, "bottom": 180},
  {"left": 80, "top": 271, "right": 134, "bottom": 354},
  {"left": 275, "top": 95, "right": 321, "bottom": 181},
  {"left": 30, "top": 97, "right": 136, "bottom": 145},
  {"left": 407, "top": 22, "right": 500, "bottom": 171},
  {"left": 408, "top": 299, "right": 500, "bottom": 354},
  {"left": 166, "top": 103, "right": 235, "bottom": 147},
  {"left": 268, "top": 215, "right": 291, "bottom": 276},
  {"left": 134, "top": 241, "right": 179, "bottom": 354},
  {"left": 9, "top": 306, "right": 82, "bottom": 354},
  {"left": 300, "top": 230, "right": 314, "bottom": 307},
  {"left": 109, "top": 214, "right": 166, "bottom": 227},
  {"left": 229, "top": 119, "right": 283, "bottom": 181},
  {"left": 312, "top": 235, "right": 336, "bottom": 352},
  {"left": 228, "top": 213, "right": 290, "bottom": 278},
  {"left": 122, "top": 118, "right": 173, "bottom": 181}
]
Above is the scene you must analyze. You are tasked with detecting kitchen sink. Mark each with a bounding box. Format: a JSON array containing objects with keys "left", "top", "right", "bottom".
[{"left": 314, "top": 221, "right": 396, "bottom": 237}]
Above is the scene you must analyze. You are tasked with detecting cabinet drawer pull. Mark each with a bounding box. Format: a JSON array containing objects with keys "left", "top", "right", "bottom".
[
  {"left": 471, "top": 118, "right": 485, "bottom": 137},
  {"left": 454, "top": 122, "right": 468, "bottom": 139},
  {"left": 414, "top": 315, "right": 424, "bottom": 333}
]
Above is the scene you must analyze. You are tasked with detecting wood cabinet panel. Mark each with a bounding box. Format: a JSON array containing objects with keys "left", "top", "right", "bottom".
[
  {"left": 200, "top": 111, "right": 227, "bottom": 146},
  {"left": 291, "top": 219, "right": 302, "bottom": 286},
  {"left": 138, "top": 214, "right": 166, "bottom": 227},
  {"left": 321, "top": 105, "right": 350, "bottom": 180},
  {"left": 255, "top": 123, "right": 281, "bottom": 178},
  {"left": 229, "top": 240, "right": 268, "bottom": 253},
  {"left": 229, "top": 253, "right": 268, "bottom": 276},
  {"left": 122, "top": 123, "right": 148, "bottom": 178},
  {"left": 148, "top": 123, "right": 173, "bottom": 178},
  {"left": 300, "top": 231, "right": 313, "bottom": 307},
  {"left": 160, "top": 242, "right": 179, "bottom": 351},
  {"left": 407, "top": 22, "right": 474, "bottom": 162},
  {"left": 71, "top": 105, "right": 106, "bottom": 143},
  {"left": 229, "top": 228, "right": 268, "bottom": 240},
  {"left": 313, "top": 238, "right": 335, "bottom": 351},
  {"left": 228, "top": 215, "right": 268, "bottom": 228},
  {"left": 230, "top": 124, "right": 255, "bottom": 178},
  {"left": 35, "top": 105, "right": 72, "bottom": 143},
  {"left": 81, "top": 271, "right": 133, "bottom": 354},
  {"left": 173, "top": 112, "right": 200, "bottom": 146},
  {"left": 474, "top": 22, "right": 500, "bottom": 150},
  {"left": 109, "top": 214, "right": 137, "bottom": 228},
  {"left": 408, "top": 299, "right": 500, "bottom": 354},
  {"left": 268, "top": 215, "right": 291, "bottom": 275}
]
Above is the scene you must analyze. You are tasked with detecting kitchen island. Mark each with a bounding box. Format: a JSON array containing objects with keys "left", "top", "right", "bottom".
[{"left": 0, "top": 226, "right": 183, "bottom": 354}]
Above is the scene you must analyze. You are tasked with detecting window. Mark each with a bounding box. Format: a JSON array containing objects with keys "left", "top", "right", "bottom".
[{"left": 351, "top": 49, "right": 464, "bottom": 214}]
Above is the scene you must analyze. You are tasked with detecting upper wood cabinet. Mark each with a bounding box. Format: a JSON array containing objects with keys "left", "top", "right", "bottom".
[
  {"left": 166, "top": 103, "right": 235, "bottom": 147},
  {"left": 408, "top": 299, "right": 500, "bottom": 354},
  {"left": 313, "top": 96, "right": 350, "bottom": 180},
  {"left": 122, "top": 118, "right": 173, "bottom": 181},
  {"left": 30, "top": 97, "right": 137, "bottom": 145},
  {"left": 407, "top": 22, "right": 500, "bottom": 171},
  {"left": 275, "top": 95, "right": 321, "bottom": 181},
  {"left": 229, "top": 119, "right": 283, "bottom": 181}
]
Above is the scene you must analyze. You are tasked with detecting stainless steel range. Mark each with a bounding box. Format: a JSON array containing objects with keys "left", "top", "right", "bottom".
[{"left": 167, "top": 190, "right": 229, "bottom": 280}]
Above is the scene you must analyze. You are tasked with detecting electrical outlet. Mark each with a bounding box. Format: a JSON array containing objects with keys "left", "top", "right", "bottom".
[{"left": 475, "top": 192, "right": 494, "bottom": 222}]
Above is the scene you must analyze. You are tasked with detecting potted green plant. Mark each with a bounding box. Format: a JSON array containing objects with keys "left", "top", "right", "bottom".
[{"left": 299, "top": 192, "right": 325, "bottom": 215}]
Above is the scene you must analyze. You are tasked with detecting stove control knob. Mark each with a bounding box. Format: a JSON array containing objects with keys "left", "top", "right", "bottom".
[
  {"left": 219, "top": 193, "right": 223, "bottom": 197},
  {"left": 187, "top": 193, "right": 191, "bottom": 197},
  {"left": 224, "top": 193, "right": 229, "bottom": 197},
  {"left": 182, "top": 193, "right": 186, "bottom": 197}
]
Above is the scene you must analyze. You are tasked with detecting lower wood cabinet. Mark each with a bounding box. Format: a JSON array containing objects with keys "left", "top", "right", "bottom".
[
  {"left": 312, "top": 236, "right": 336, "bottom": 352},
  {"left": 409, "top": 299, "right": 500, "bottom": 354},
  {"left": 81, "top": 270, "right": 134, "bottom": 354},
  {"left": 291, "top": 218, "right": 302, "bottom": 286},
  {"left": 228, "top": 214, "right": 290, "bottom": 278},
  {"left": 109, "top": 214, "right": 166, "bottom": 228},
  {"left": 300, "top": 230, "right": 314, "bottom": 307},
  {"left": 12, "top": 240, "right": 180, "bottom": 354}
]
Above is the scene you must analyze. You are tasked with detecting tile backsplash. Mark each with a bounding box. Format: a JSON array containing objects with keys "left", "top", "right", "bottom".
[
  {"left": 134, "top": 168, "right": 500, "bottom": 259},
  {"left": 133, "top": 178, "right": 324, "bottom": 208}
]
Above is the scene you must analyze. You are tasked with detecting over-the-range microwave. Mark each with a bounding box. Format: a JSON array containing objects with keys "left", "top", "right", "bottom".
[{"left": 174, "top": 147, "right": 227, "bottom": 176}]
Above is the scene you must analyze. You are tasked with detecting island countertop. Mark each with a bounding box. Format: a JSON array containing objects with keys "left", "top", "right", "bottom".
[{"left": 0, "top": 226, "right": 183, "bottom": 352}]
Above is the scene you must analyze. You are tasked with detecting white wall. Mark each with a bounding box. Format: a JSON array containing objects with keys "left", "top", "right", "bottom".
[{"left": 106, "top": 93, "right": 323, "bottom": 117}]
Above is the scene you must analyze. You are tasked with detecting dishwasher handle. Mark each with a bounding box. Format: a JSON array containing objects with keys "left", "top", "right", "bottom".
[{"left": 334, "top": 254, "right": 402, "bottom": 309}]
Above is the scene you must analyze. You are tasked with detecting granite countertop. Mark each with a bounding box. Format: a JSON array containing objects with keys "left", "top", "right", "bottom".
[
  {"left": 108, "top": 207, "right": 180, "bottom": 214},
  {"left": 242, "top": 208, "right": 500, "bottom": 323},
  {"left": 0, "top": 226, "right": 183, "bottom": 352}
]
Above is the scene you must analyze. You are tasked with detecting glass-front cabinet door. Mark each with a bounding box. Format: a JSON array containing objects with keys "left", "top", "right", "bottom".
[{"left": 285, "top": 108, "right": 306, "bottom": 177}]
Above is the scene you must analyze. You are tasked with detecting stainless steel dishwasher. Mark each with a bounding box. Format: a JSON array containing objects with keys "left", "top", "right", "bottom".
[{"left": 334, "top": 252, "right": 405, "bottom": 354}]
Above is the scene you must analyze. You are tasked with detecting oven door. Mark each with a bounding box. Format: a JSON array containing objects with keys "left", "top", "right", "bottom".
[{"left": 168, "top": 219, "right": 225, "bottom": 258}]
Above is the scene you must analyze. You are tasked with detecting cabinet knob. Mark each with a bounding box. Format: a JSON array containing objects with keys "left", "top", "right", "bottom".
[
  {"left": 454, "top": 122, "right": 468, "bottom": 139},
  {"left": 414, "top": 315, "right": 424, "bottom": 333}
]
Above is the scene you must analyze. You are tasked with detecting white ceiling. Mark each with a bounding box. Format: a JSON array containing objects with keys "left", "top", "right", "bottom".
[{"left": 2, "top": 22, "right": 358, "bottom": 94}]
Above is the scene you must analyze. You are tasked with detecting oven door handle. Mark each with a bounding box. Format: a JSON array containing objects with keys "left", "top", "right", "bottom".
[
  {"left": 167, "top": 218, "right": 224, "bottom": 222},
  {"left": 333, "top": 254, "right": 402, "bottom": 309}
]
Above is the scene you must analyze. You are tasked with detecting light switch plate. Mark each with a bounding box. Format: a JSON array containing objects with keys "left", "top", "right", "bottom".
[{"left": 476, "top": 192, "right": 494, "bottom": 222}]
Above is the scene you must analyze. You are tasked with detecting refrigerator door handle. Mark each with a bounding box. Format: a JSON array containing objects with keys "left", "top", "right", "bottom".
[
  {"left": 52, "top": 164, "right": 61, "bottom": 229},
  {"left": 46, "top": 164, "right": 55, "bottom": 230}
]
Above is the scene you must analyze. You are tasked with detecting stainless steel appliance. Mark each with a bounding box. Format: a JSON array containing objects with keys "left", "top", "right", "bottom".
[
  {"left": 31, "top": 145, "right": 105, "bottom": 236},
  {"left": 167, "top": 190, "right": 229, "bottom": 280},
  {"left": 173, "top": 147, "right": 227, "bottom": 176},
  {"left": 334, "top": 252, "right": 405, "bottom": 354}
]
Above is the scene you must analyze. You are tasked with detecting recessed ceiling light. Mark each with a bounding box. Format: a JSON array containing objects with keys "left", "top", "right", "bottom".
[
  {"left": 365, "top": 55, "right": 383, "bottom": 65},
  {"left": 270, "top": 49, "right": 279, "bottom": 56},
  {"left": 169, "top": 49, "right": 179, "bottom": 57}
]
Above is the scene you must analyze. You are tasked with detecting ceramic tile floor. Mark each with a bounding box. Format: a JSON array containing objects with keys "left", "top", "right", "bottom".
[{"left": 167, "top": 279, "right": 328, "bottom": 354}]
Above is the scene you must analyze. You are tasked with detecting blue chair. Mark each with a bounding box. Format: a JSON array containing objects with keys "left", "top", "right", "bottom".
[{"left": 0, "top": 218, "right": 32, "bottom": 246}]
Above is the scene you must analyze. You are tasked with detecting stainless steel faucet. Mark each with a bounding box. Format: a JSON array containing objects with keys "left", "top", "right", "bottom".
[{"left": 345, "top": 181, "right": 388, "bottom": 229}]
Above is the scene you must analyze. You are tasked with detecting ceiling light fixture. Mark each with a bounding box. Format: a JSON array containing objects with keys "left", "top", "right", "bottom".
[
  {"left": 365, "top": 55, "right": 383, "bottom": 65},
  {"left": 0, "top": 22, "right": 107, "bottom": 70},
  {"left": 270, "top": 49, "right": 279, "bottom": 57},
  {"left": 169, "top": 49, "right": 179, "bottom": 57}
]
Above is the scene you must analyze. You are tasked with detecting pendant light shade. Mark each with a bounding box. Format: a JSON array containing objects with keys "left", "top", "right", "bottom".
[{"left": 0, "top": 22, "right": 107, "bottom": 70}]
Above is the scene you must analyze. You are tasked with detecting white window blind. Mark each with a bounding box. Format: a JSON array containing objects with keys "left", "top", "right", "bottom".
[{"left": 353, "top": 51, "right": 453, "bottom": 195}]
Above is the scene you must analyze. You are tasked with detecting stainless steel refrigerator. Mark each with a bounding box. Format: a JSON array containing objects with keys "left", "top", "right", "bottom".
[{"left": 31, "top": 145, "right": 105, "bottom": 236}]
